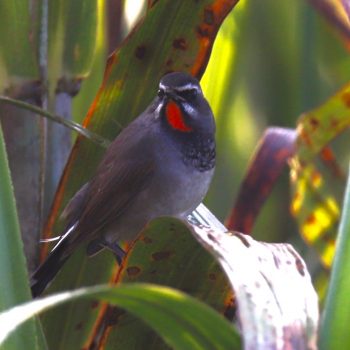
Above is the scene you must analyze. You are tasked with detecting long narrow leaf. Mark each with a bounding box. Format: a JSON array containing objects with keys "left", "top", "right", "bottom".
[
  {"left": 319, "top": 164, "right": 350, "bottom": 349},
  {"left": 0, "top": 125, "right": 38, "bottom": 349},
  {"left": 0, "top": 284, "right": 241, "bottom": 350},
  {"left": 0, "top": 0, "right": 38, "bottom": 92}
]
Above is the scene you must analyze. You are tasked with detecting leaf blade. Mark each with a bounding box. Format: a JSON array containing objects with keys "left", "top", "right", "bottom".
[
  {"left": 319, "top": 165, "right": 350, "bottom": 349},
  {"left": 0, "top": 125, "right": 38, "bottom": 349},
  {"left": 0, "top": 284, "right": 241, "bottom": 350}
]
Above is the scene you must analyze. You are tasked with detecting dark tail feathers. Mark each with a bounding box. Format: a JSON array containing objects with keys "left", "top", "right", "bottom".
[{"left": 30, "top": 241, "right": 70, "bottom": 298}]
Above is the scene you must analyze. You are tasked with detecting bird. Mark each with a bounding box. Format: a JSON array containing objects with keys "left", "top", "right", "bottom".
[{"left": 31, "top": 71, "right": 216, "bottom": 297}]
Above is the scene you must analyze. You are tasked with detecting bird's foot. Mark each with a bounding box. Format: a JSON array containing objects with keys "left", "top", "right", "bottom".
[{"left": 87, "top": 238, "right": 126, "bottom": 264}]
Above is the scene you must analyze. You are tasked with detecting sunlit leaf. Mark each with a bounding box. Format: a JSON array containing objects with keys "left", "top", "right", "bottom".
[
  {"left": 290, "top": 84, "right": 350, "bottom": 267},
  {"left": 343, "top": 0, "right": 350, "bottom": 21},
  {"left": 190, "top": 205, "right": 319, "bottom": 350}
]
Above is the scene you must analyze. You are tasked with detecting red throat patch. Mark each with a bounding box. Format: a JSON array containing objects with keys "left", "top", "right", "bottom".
[{"left": 165, "top": 101, "right": 192, "bottom": 132}]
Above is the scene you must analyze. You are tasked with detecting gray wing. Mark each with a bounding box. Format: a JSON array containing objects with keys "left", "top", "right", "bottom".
[
  {"left": 66, "top": 120, "right": 156, "bottom": 249},
  {"left": 72, "top": 158, "right": 154, "bottom": 246},
  {"left": 60, "top": 183, "right": 90, "bottom": 227}
]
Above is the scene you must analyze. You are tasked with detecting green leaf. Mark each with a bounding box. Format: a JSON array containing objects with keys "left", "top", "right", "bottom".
[
  {"left": 0, "top": 284, "right": 241, "bottom": 350},
  {"left": 62, "top": 0, "right": 100, "bottom": 77},
  {"left": 48, "top": 0, "right": 100, "bottom": 81},
  {"left": 319, "top": 165, "right": 350, "bottom": 349},
  {"left": 87, "top": 217, "right": 233, "bottom": 348},
  {"left": 0, "top": 125, "right": 38, "bottom": 349},
  {"left": 0, "top": 0, "right": 39, "bottom": 91},
  {"left": 290, "top": 84, "right": 350, "bottom": 267}
]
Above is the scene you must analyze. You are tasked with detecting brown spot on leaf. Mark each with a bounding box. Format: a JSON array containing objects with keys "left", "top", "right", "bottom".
[
  {"left": 295, "top": 257, "right": 305, "bottom": 276},
  {"left": 321, "top": 147, "right": 334, "bottom": 162},
  {"left": 293, "top": 191, "right": 301, "bottom": 202},
  {"left": 75, "top": 322, "right": 83, "bottom": 331},
  {"left": 204, "top": 9, "right": 215, "bottom": 25},
  {"left": 309, "top": 117, "right": 319, "bottom": 130},
  {"left": 152, "top": 250, "right": 173, "bottom": 261},
  {"left": 209, "top": 273, "right": 216, "bottom": 281},
  {"left": 147, "top": 0, "right": 159, "bottom": 8},
  {"left": 224, "top": 296, "right": 236, "bottom": 321},
  {"left": 273, "top": 255, "right": 280, "bottom": 269},
  {"left": 330, "top": 116, "right": 340, "bottom": 128},
  {"left": 105, "top": 307, "right": 126, "bottom": 327},
  {"left": 207, "top": 232, "right": 218, "bottom": 243},
  {"left": 196, "top": 25, "right": 210, "bottom": 38},
  {"left": 286, "top": 246, "right": 305, "bottom": 276},
  {"left": 342, "top": 91, "right": 350, "bottom": 107},
  {"left": 127, "top": 266, "right": 141, "bottom": 276},
  {"left": 91, "top": 300, "right": 99, "bottom": 309},
  {"left": 135, "top": 45, "right": 146, "bottom": 59},
  {"left": 311, "top": 170, "right": 321, "bottom": 187},
  {"left": 142, "top": 235, "right": 153, "bottom": 244},
  {"left": 299, "top": 127, "right": 312, "bottom": 147},
  {"left": 166, "top": 58, "right": 173, "bottom": 67},
  {"left": 173, "top": 38, "right": 187, "bottom": 50},
  {"left": 234, "top": 232, "right": 251, "bottom": 247},
  {"left": 321, "top": 147, "right": 344, "bottom": 178},
  {"left": 306, "top": 214, "right": 316, "bottom": 225}
]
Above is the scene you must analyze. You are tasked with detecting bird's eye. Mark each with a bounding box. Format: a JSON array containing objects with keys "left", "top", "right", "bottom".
[
  {"left": 178, "top": 88, "right": 198, "bottom": 101},
  {"left": 158, "top": 89, "right": 165, "bottom": 98}
]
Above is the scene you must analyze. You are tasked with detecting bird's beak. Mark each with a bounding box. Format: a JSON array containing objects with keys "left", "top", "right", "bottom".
[{"left": 165, "top": 89, "right": 185, "bottom": 103}]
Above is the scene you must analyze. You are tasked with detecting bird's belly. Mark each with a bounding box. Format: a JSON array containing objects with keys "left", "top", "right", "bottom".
[
  {"left": 103, "top": 166, "right": 214, "bottom": 243},
  {"left": 149, "top": 167, "right": 214, "bottom": 217}
]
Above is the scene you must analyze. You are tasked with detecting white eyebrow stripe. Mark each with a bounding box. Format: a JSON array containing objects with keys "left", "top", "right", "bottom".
[
  {"left": 175, "top": 84, "right": 201, "bottom": 92},
  {"left": 159, "top": 82, "right": 201, "bottom": 92}
]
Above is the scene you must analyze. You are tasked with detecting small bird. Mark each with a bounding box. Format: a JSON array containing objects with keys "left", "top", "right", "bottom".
[{"left": 31, "top": 72, "right": 216, "bottom": 297}]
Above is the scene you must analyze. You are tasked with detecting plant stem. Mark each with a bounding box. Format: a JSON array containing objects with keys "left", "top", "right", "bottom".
[{"left": 0, "top": 96, "right": 110, "bottom": 148}]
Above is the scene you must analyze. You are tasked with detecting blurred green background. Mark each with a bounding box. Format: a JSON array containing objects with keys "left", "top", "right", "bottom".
[{"left": 1, "top": 0, "right": 349, "bottom": 347}]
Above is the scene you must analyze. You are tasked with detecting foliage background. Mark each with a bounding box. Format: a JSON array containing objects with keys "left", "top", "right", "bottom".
[{"left": 0, "top": 0, "right": 349, "bottom": 348}]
